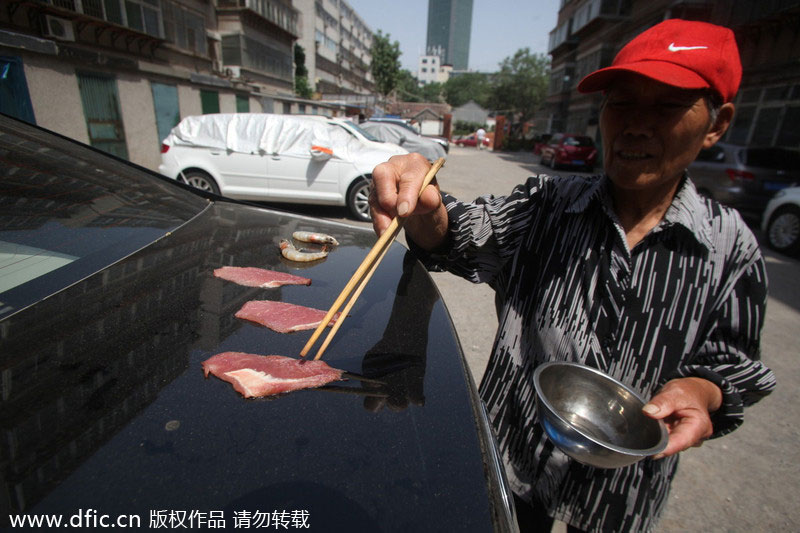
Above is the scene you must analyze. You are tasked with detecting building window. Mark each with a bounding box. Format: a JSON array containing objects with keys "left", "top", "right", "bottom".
[
  {"left": 162, "top": 1, "right": 206, "bottom": 54},
  {"left": 777, "top": 106, "right": 800, "bottom": 146},
  {"left": 422, "top": 58, "right": 427, "bottom": 63},
  {"left": 122, "top": 0, "right": 161, "bottom": 37},
  {"left": 222, "top": 34, "right": 293, "bottom": 81}
]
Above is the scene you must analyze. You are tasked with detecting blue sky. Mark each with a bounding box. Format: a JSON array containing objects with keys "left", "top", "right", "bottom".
[{"left": 344, "top": 0, "right": 560, "bottom": 72}]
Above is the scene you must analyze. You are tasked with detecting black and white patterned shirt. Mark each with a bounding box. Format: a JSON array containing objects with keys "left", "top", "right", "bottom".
[{"left": 411, "top": 173, "right": 775, "bottom": 532}]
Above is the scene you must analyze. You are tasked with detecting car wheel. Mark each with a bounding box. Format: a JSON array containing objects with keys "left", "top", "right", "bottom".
[
  {"left": 181, "top": 170, "right": 220, "bottom": 195},
  {"left": 347, "top": 178, "right": 372, "bottom": 222},
  {"left": 767, "top": 205, "right": 800, "bottom": 256}
]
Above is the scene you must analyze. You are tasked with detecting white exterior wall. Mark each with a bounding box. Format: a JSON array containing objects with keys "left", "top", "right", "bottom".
[
  {"left": 118, "top": 76, "right": 160, "bottom": 170},
  {"left": 178, "top": 85, "right": 203, "bottom": 119},
  {"left": 23, "top": 56, "right": 88, "bottom": 144}
]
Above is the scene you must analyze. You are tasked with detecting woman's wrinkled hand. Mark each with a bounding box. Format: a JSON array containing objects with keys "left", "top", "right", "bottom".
[
  {"left": 369, "top": 153, "right": 449, "bottom": 250},
  {"left": 642, "top": 377, "right": 723, "bottom": 459}
]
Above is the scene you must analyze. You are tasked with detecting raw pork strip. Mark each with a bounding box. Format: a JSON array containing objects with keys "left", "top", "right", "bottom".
[
  {"left": 202, "top": 352, "right": 344, "bottom": 398},
  {"left": 235, "top": 300, "right": 339, "bottom": 333},
  {"left": 213, "top": 266, "right": 311, "bottom": 288}
]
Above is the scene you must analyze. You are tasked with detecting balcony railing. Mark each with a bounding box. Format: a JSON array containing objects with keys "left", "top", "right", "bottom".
[
  {"left": 572, "top": 0, "right": 631, "bottom": 34},
  {"left": 217, "top": 0, "right": 298, "bottom": 37}
]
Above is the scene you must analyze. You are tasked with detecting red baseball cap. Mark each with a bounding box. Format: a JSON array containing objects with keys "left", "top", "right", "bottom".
[{"left": 577, "top": 19, "right": 742, "bottom": 103}]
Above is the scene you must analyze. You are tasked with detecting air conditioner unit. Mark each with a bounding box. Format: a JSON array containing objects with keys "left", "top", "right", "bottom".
[
  {"left": 42, "top": 15, "right": 75, "bottom": 42},
  {"left": 225, "top": 66, "right": 241, "bottom": 78}
]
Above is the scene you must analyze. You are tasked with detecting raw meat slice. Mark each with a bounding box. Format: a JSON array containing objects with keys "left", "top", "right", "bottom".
[
  {"left": 235, "top": 300, "right": 339, "bottom": 333},
  {"left": 213, "top": 266, "right": 311, "bottom": 288},
  {"left": 202, "top": 352, "right": 344, "bottom": 398}
]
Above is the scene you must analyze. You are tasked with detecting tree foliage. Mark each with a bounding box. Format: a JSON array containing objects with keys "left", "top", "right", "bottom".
[
  {"left": 486, "top": 48, "right": 549, "bottom": 120},
  {"left": 443, "top": 72, "right": 491, "bottom": 108},
  {"left": 293, "top": 44, "right": 312, "bottom": 99},
  {"left": 371, "top": 31, "right": 402, "bottom": 97}
]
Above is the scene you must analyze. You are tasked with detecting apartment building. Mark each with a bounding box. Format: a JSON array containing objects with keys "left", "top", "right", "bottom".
[
  {"left": 417, "top": 53, "right": 452, "bottom": 85},
  {"left": 0, "top": 0, "right": 351, "bottom": 171},
  {"left": 542, "top": 0, "right": 800, "bottom": 149},
  {"left": 294, "top": 0, "right": 374, "bottom": 102}
]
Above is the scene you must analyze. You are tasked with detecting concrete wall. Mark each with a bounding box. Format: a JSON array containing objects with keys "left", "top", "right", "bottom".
[
  {"left": 22, "top": 54, "right": 88, "bottom": 144},
  {"left": 118, "top": 75, "right": 160, "bottom": 170}
]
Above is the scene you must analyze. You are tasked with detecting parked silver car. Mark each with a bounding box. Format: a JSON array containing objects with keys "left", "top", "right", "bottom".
[
  {"left": 360, "top": 121, "right": 447, "bottom": 162},
  {"left": 688, "top": 143, "right": 800, "bottom": 219}
]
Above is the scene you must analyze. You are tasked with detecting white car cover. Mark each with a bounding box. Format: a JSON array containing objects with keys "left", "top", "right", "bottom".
[{"left": 166, "top": 114, "right": 369, "bottom": 162}]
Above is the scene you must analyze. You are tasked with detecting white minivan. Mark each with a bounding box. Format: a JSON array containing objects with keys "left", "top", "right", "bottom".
[{"left": 158, "top": 114, "right": 407, "bottom": 221}]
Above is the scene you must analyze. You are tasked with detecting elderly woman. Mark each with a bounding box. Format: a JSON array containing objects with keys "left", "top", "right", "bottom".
[{"left": 368, "top": 19, "right": 775, "bottom": 532}]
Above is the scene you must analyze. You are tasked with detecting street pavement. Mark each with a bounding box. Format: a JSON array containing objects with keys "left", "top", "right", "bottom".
[{"left": 310, "top": 145, "right": 799, "bottom": 532}]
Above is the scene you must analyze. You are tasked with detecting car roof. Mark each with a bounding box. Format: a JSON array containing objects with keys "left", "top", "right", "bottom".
[{"left": 0, "top": 114, "right": 508, "bottom": 531}]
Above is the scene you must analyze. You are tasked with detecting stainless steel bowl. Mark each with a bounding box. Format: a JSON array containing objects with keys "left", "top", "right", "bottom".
[{"left": 533, "top": 361, "right": 668, "bottom": 469}]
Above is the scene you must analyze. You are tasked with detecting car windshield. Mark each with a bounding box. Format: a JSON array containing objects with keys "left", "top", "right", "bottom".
[
  {"left": 565, "top": 136, "right": 594, "bottom": 147},
  {"left": 341, "top": 120, "right": 382, "bottom": 142},
  {"left": 379, "top": 120, "right": 418, "bottom": 134},
  {"left": 0, "top": 115, "right": 209, "bottom": 319},
  {"left": 744, "top": 147, "right": 800, "bottom": 169}
]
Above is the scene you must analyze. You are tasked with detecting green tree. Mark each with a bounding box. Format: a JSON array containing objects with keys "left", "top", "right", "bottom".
[
  {"left": 420, "top": 81, "right": 444, "bottom": 103},
  {"left": 371, "top": 31, "right": 402, "bottom": 97},
  {"left": 294, "top": 44, "right": 313, "bottom": 99},
  {"left": 487, "top": 48, "right": 549, "bottom": 120},
  {"left": 443, "top": 72, "right": 490, "bottom": 107},
  {"left": 395, "top": 69, "right": 423, "bottom": 102}
]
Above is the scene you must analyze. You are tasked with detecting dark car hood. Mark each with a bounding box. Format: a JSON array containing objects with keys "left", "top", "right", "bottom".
[{"left": 0, "top": 199, "right": 502, "bottom": 531}]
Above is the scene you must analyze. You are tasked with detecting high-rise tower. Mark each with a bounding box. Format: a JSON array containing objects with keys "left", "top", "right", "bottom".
[{"left": 426, "top": 0, "right": 473, "bottom": 70}]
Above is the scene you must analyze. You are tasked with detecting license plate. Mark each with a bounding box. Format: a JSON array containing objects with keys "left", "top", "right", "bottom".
[
  {"left": 572, "top": 160, "right": 584, "bottom": 165},
  {"left": 764, "top": 181, "right": 790, "bottom": 191}
]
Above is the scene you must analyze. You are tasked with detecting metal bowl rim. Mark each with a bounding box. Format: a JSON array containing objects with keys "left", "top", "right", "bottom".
[{"left": 533, "top": 361, "right": 669, "bottom": 457}]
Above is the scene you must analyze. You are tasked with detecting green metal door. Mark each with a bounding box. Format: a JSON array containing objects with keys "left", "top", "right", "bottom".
[
  {"left": 77, "top": 72, "right": 128, "bottom": 159},
  {"left": 200, "top": 89, "right": 220, "bottom": 114},
  {"left": 0, "top": 56, "right": 36, "bottom": 124},
  {"left": 151, "top": 82, "right": 180, "bottom": 145}
]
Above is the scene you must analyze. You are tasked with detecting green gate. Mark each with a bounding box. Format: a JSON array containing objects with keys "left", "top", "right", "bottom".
[{"left": 77, "top": 72, "right": 128, "bottom": 159}]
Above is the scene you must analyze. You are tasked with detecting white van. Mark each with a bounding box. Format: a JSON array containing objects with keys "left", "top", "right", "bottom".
[{"left": 158, "top": 113, "right": 407, "bottom": 221}]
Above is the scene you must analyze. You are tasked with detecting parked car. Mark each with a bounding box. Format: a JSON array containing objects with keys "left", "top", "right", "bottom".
[
  {"left": 159, "top": 114, "right": 407, "bottom": 222},
  {"left": 360, "top": 121, "right": 447, "bottom": 162},
  {"left": 761, "top": 186, "right": 800, "bottom": 256},
  {"left": 366, "top": 117, "right": 450, "bottom": 153},
  {"left": 532, "top": 134, "right": 552, "bottom": 155},
  {"left": 0, "top": 113, "right": 518, "bottom": 531},
  {"left": 539, "top": 133, "right": 597, "bottom": 171},
  {"left": 454, "top": 133, "right": 491, "bottom": 148},
  {"left": 689, "top": 143, "right": 800, "bottom": 220},
  {"left": 303, "top": 115, "right": 408, "bottom": 156}
]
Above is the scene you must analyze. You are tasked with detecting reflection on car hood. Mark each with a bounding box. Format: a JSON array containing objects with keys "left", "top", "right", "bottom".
[{"left": 0, "top": 199, "right": 503, "bottom": 530}]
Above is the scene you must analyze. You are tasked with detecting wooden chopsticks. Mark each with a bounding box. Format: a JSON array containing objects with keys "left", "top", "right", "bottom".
[{"left": 300, "top": 157, "right": 445, "bottom": 360}]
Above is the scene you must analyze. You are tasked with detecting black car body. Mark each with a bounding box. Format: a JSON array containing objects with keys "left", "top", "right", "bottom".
[{"left": 0, "top": 115, "right": 516, "bottom": 531}]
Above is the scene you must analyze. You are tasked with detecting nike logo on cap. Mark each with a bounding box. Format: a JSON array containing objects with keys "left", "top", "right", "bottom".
[{"left": 668, "top": 43, "right": 708, "bottom": 52}]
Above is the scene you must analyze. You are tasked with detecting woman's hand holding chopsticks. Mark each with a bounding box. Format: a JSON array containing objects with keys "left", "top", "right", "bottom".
[
  {"left": 300, "top": 157, "right": 445, "bottom": 361},
  {"left": 370, "top": 153, "right": 450, "bottom": 251}
]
